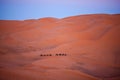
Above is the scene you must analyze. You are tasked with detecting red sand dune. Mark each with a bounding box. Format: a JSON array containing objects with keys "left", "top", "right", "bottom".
[{"left": 0, "top": 14, "right": 120, "bottom": 80}]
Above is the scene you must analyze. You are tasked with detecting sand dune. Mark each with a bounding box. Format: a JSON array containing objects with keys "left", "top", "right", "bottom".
[{"left": 0, "top": 14, "right": 120, "bottom": 80}]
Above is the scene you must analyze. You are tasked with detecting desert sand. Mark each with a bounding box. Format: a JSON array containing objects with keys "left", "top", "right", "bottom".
[{"left": 0, "top": 14, "right": 120, "bottom": 80}]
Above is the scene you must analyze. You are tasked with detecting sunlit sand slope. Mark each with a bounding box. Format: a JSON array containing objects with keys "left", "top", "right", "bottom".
[{"left": 0, "top": 14, "right": 120, "bottom": 80}]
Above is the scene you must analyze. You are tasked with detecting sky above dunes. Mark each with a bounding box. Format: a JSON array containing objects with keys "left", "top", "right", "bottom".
[{"left": 0, "top": 0, "right": 120, "bottom": 20}]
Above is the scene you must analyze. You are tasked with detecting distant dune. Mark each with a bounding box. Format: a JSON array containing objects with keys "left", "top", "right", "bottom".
[{"left": 0, "top": 14, "right": 120, "bottom": 80}]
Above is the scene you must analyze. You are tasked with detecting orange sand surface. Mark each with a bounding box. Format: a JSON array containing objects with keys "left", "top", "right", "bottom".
[{"left": 0, "top": 14, "right": 120, "bottom": 80}]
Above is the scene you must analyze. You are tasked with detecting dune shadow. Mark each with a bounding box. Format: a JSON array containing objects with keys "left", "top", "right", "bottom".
[{"left": 70, "top": 65, "right": 120, "bottom": 78}]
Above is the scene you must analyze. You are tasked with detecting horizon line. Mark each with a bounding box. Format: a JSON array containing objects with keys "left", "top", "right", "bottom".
[{"left": 0, "top": 13, "right": 120, "bottom": 21}]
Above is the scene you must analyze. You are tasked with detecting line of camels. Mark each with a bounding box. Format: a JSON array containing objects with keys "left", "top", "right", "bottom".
[{"left": 40, "top": 54, "right": 67, "bottom": 56}]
